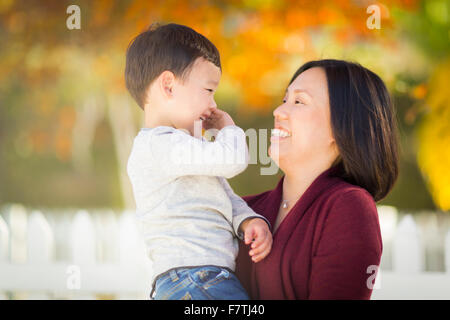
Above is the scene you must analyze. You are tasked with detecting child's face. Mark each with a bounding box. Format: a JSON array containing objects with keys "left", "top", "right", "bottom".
[{"left": 170, "top": 57, "right": 221, "bottom": 135}]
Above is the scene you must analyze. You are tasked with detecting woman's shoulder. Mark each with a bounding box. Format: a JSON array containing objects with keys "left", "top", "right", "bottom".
[
  {"left": 328, "top": 179, "right": 376, "bottom": 204},
  {"left": 323, "top": 179, "right": 379, "bottom": 224}
]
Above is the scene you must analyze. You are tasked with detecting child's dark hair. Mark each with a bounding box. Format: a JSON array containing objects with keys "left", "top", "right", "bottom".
[{"left": 125, "top": 23, "right": 221, "bottom": 109}]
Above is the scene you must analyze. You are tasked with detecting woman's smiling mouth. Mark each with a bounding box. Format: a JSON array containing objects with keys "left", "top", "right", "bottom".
[{"left": 271, "top": 128, "right": 291, "bottom": 142}]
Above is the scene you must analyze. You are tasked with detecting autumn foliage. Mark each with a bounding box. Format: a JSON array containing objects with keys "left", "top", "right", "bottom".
[{"left": 1, "top": 0, "right": 449, "bottom": 210}]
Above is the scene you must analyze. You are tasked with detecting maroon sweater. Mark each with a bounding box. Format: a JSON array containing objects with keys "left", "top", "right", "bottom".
[{"left": 235, "top": 165, "right": 382, "bottom": 300}]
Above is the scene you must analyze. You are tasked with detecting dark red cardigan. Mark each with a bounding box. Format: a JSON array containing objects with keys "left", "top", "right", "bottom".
[{"left": 235, "top": 165, "right": 383, "bottom": 300}]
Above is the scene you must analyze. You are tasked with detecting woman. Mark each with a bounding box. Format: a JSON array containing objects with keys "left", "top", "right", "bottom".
[{"left": 235, "top": 59, "right": 399, "bottom": 300}]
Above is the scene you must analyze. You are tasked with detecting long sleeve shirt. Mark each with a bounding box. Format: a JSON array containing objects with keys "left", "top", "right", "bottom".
[
  {"left": 126, "top": 125, "right": 270, "bottom": 290},
  {"left": 235, "top": 164, "right": 383, "bottom": 300}
]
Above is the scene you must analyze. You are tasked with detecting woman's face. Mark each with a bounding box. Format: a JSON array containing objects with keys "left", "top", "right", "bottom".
[{"left": 269, "top": 67, "right": 338, "bottom": 169}]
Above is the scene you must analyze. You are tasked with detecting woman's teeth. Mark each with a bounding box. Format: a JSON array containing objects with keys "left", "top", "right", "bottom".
[{"left": 271, "top": 128, "right": 291, "bottom": 138}]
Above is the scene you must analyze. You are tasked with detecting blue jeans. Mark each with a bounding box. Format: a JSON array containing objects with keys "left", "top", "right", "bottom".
[{"left": 152, "top": 266, "right": 250, "bottom": 300}]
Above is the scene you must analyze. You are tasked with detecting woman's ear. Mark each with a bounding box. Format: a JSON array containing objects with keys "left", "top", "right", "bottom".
[{"left": 159, "top": 70, "right": 175, "bottom": 99}]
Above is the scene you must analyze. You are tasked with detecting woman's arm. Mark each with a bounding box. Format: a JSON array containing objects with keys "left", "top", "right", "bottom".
[
  {"left": 308, "top": 190, "right": 383, "bottom": 300},
  {"left": 234, "top": 192, "right": 269, "bottom": 298}
]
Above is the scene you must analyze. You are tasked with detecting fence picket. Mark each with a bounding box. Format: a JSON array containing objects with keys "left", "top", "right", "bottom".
[
  {"left": 445, "top": 230, "right": 450, "bottom": 273},
  {"left": 0, "top": 215, "right": 9, "bottom": 262},
  {"left": 392, "top": 215, "right": 424, "bottom": 273},
  {"left": 26, "top": 210, "right": 54, "bottom": 299},
  {"left": 377, "top": 206, "right": 398, "bottom": 270},
  {"left": 118, "top": 210, "right": 145, "bottom": 266},
  {"left": 95, "top": 210, "right": 119, "bottom": 263},
  {"left": 8, "top": 204, "right": 27, "bottom": 264},
  {"left": 117, "top": 210, "right": 151, "bottom": 299},
  {"left": 71, "top": 210, "right": 96, "bottom": 265},
  {"left": 0, "top": 215, "right": 10, "bottom": 300},
  {"left": 70, "top": 210, "right": 97, "bottom": 299},
  {"left": 27, "top": 210, "right": 54, "bottom": 264},
  {"left": 7, "top": 205, "right": 28, "bottom": 299}
]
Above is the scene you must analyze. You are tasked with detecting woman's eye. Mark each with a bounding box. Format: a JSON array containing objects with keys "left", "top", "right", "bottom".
[
  {"left": 206, "top": 88, "right": 213, "bottom": 93},
  {"left": 282, "top": 99, "right": 286, "bottom": 103}
]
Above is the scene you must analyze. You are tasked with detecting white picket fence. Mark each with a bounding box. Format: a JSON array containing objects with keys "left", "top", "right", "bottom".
[
  {"left": 372, "top": 206, "right": 450, "bottom": 300},
  {"left": 0, "top": 203, "right": 450, "bottom": 299},
  {"left": 0, "top": 204, "right": 152, "bottom": 299}
]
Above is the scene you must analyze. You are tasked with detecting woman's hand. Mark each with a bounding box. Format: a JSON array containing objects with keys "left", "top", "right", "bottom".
[
  {"left": 202, "top": 109, "right": 235, "bottom": 131},
  {"left": 240, "top": 218, "right": 273, "bottom": 263}
]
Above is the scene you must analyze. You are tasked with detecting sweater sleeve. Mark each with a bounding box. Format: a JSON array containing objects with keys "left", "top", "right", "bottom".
[
  {"left": 308, "top": 190, "right": 383, "bottom": 300},
  {"left": 217, "top": 177, "right": 271, "bottom": 240},
  {"left": 148, "top": 125, "right": 248, "bottom": 179}
]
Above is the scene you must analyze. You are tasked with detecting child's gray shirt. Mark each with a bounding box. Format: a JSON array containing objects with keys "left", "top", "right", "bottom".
[{"left": 126, "top": 125, "right": 270, "bottom": 289}]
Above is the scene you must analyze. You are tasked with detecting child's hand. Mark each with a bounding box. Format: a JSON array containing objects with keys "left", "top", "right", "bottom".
[
  {"left": 241, "top": 218, "right": 273, "bottom": 263},
  {"left": 202, "top": 109, "right": 235, "bottom": 131}
]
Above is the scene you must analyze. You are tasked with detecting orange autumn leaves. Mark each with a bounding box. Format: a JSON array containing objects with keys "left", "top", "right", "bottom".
[
  {"left": 116, "top": 0, "right": 417, "bottom": 110},
  {"left": 2, "top": 0, "right": 420, "bottom": 115}
]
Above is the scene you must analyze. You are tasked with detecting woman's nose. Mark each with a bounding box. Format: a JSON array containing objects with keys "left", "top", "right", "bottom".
[{"left": 273, "top": 104, "right": 288, "bottom": 120}]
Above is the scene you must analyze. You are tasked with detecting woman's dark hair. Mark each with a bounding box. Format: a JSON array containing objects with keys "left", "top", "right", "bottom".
[
  {"left": 125, "top": 23, "right": 221, "bottom": 109},
  {"left": 289, "top": 59, "right": 399, "bottom": 201}
]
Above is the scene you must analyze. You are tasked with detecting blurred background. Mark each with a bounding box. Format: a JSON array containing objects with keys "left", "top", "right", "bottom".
[{"left": 0, "top": 0, "right": 449, "bottom": 299}]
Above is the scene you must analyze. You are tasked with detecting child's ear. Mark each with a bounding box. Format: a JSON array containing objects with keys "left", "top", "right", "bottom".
[{"left": 159, "top": 71, "right": 175, "bottom": 99}]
